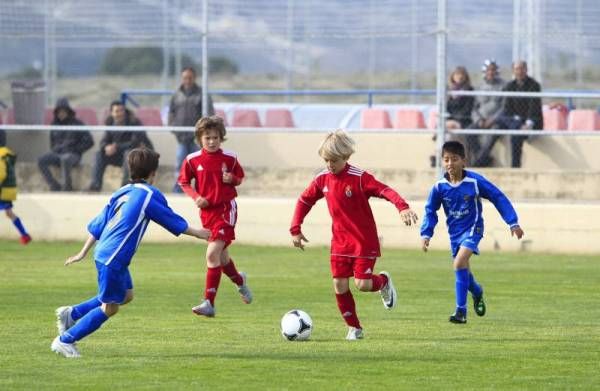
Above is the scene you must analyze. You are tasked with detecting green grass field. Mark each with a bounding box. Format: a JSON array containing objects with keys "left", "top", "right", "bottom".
[{"left": 1, "top": 239, "right": 599, "bottom": 390}]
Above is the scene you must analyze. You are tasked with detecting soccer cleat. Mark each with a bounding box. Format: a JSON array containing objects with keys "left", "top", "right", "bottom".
[
  {"left": 237, "top": 272, "right": 253, "bottom": 304},
  {"left": 51, "top": 336, "right": 81, "bottom": 358},
  {"left": 55, "top": 306, "right": 76, "bottom": 335},
  {"left": 379, "top": 271, "right": 397, "bottom": 310},
  {"left": 20, "top": 234, "right": 32, "bottom": 245},
  {"left": 345, "top": 327, "right": 364, "bottom": 341},
  {"left": 473, "top": 293, "right": 486, "bottom": 317},
  {"left": 192, "top": 299, "right": 215, "bottom": 317},
  {"left": 449, "top": 309, "right": 467, "bottom": 324}
]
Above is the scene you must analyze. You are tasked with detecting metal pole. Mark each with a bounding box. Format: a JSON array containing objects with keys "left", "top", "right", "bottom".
[
  {"left": 512, "top": 0, "right": 521, "bottom": 63},
  {"left": 575, "top": 0, "right": 582, "bottom": 87},
  {"left": 201, "top": 0, "right": 209, "bottom": 116},
  {"left": 410, "top": 0, "right": 418, "bottom": 103},
  {"left": 43, "top": 0, "right": 50, "bottom": 105},
  {"left": 161, "top": 0, "right": 169, "bottom": 107},
  {"left": 368, "top": 0, "right": 375, "bottom": 90},
  {"left": 435, "top": 0, "right": 447, "bottom": 176},
  {"left": 174, "top": 0, "right": 182, "bottom": 83},
  {"left": 285, "top": 0, "right": 294, "bottom": 102}
]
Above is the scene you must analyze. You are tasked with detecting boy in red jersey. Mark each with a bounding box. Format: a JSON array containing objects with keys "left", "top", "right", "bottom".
[
  {"left": 290, "top": 130, "right": 418, "bottom": 340},
  {"left": 178, "top": 116, "right": 252, "bottom": 317}
]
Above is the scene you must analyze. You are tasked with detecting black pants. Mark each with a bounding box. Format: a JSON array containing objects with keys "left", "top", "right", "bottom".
[
  {"left": 89, "top": 150, "right": 130, "bottom": 191},
  {"left": 38, "top": 152, "right": 81, "bottom": 191}
]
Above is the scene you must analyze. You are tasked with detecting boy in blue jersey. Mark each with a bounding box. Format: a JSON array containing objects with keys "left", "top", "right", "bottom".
[
  {"left": 420, "top": 141, "right": 524, "bottom": 324},
  {"left": 51, "top": 148, "right": 209, "bottom": 358}
]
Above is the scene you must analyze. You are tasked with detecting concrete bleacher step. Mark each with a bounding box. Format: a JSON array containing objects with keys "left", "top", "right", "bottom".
[{"left": 14, "top": 162, "right": 600, "bottom": 201}]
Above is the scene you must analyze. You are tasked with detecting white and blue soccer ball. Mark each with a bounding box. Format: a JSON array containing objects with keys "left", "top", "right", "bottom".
[{"left": 281, "top": 309, "right": 313, "bottom": 341}]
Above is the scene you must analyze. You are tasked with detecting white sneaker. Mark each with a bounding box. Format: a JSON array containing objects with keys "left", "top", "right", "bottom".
[
  {"left": 346, "top": 327, "right": 364, "bottom": 341},
  {"left": 192, "top": 299, "right": 215, "bottom": 317},
  {"left": 379, "top": 271, "right": 397, "bottom": 310},
  {"left": 55, "top": 306, "right": 75, "bottom": 335},
  {"left": 237, "top": 272, "right": 253, "bottom": 304},
  {"left": 51, "top": 336, "right": 81, "bottom": 358}
]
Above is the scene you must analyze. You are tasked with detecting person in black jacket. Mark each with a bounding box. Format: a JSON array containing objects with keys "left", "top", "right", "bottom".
[
  {"left": 38, "top": 98, "right": 94, "bottom": 191},
  {"left": 88, "top": 101, "right": 154, "bottom": 191},
  {"left": 168, "top": 67, "right": 214, "bottom": 192},
  {"left": 479, "top": 61, "right": 543, "bottom": 168}
]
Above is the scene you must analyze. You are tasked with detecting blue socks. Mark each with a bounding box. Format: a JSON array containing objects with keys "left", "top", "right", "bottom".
[
  {"left": 468, "top": 272, "right": 483, "bottom": 298},
  {"left": 71, "top": 296, "right": 102, "bottom": 321},
  {"left": 60, "top": 307, "right": 109, "bottom": 344},
  {"left": 12, "top": 217, "right": 27, "bottom": 236},
  {"left": 455, "top": 268, "right": 469, "bottom": 312}
]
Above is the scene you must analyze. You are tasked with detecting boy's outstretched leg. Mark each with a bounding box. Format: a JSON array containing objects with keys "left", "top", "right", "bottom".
[
  {"left": 469, "top": 272, "right": 486, "bottom": 316},
  {"left": 221, "top": 255, "right": 252, "bottom": 304},
  {"left": 5, "top": 209, "right": 31, "bottom": 245},
  {"left": 193, "top": 240, "right": 225, "bottom": 317},
  {"left": 56, "top": 296, "right": 103, "bottom": 334},
  {"left": 334, "top": 278, "right": 363, "bottom": 340},
  {"left": 52, "top": 307, "right": 111, "bottom": 358},
  {"left": 451, "top": 268, "right": 469, "bottom": 324}
]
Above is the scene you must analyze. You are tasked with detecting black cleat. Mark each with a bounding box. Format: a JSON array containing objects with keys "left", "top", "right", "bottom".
[
  {"left": 473, "top": 293, "right": 486, "bottom": 317},
  {"left": 449, "top": 309, "right": 467, "bottom": 324}
]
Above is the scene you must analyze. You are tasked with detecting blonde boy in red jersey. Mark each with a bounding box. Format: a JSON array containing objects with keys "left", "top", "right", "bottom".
[
  {"left": 290, "top": 130, "right": 418, "bottom": 340},
  {"left": 178, "top": 116, "right": 252, "bottom": 317}
]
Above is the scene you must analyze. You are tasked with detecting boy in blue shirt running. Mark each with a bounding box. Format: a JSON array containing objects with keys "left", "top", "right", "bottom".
[
  {"left": 51, "top": 148, "right": 209, "bottom": 358},
  {"left": 420, "top": 141, "right": 524, "bottom": 324}
]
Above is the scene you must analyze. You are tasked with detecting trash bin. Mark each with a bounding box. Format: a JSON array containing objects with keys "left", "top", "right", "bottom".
[{"left": 11, "top": 80, "right": 46, "bottom": 124}]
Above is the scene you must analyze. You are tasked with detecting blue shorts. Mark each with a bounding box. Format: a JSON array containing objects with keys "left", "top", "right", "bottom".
[
  {"left": 0, "top": 201, "right": 13, "bottom": 210},
  {"left": 96, "top": 261, "right": 133, "bottom": 304},
  {"left": 450, "top": 232, "right": 483, "bottom": 258}
]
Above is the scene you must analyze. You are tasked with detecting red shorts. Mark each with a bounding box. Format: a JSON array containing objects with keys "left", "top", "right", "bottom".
[
  {"left": 200, "top": 200, "right": 237, "bottom": 248},
  {"left": 330, "top": 255, "right": 377, "bottom": 280}
]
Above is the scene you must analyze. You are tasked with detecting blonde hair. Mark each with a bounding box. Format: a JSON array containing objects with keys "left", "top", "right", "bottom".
[{"left": 318, "top": 129, "right": 355, "bottom": 160}]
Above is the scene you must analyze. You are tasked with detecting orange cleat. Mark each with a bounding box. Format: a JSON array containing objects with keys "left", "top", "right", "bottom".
[{"left": 20, "top": 234, "right": 32, "bottom": 245}]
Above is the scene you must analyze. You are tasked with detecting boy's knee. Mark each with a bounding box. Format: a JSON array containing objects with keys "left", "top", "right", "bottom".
[
  {"left": 101, "top": 303, "right": 120, "bottom": 317},
  {"left": 354, "top": 279, "right": 371, "bottom": 292},
  {"left": 122, "top": 291, "right": 134, "bottom": 305}
]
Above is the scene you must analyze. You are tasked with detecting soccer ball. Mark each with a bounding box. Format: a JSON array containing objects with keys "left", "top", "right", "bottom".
[{"left": 281, "top": 309, "right": 313, "bottom": 341}]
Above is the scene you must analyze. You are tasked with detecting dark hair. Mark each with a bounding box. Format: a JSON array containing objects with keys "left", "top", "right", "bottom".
[
  {"left": 195, "top": 115, "right": 227, "bottom": 142},
  {"left": 128, "top": 148, "right": 160, "bottom": 181},
  {"left": 442, "top": 141, "right": 466, "bottom": 158},
  {"left": 182, "top": 67, "right": 196, "bottom": 76},
  {"left": 109, "top": 100, "right": 124, "bottom": 111}
]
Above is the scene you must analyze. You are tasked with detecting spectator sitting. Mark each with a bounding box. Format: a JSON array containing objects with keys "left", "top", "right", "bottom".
[
  {"left": 479, "top": 60, "right": 543, "bottom": 168},
  {"left": 38, "top": 98, "right": 94, "bottom": 191},
  {"left": 169, "top": 66, "right": 214, "bottom": 193},
  {"left": 88, "top": 101, "right": 154, "bottom": 192},
  {"left": 446, "top": 66, "right": 474, "bottom": 130},
  {"left": 469, "top": 60, "right": 506, "bottom": 167}
]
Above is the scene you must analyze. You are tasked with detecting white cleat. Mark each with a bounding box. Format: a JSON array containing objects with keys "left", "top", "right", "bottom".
[
  {"left": 55, "top": 306, "right": 75, "bottom": 335},
  {"left": 51, "top": 336, "right": 81, "bottom": 358},
  {"left": 379, "top": 271, "right": 397, "bottom": 310},
  {"left": 237, "top": 272, "right": 253, "bottom": 304},
  {"left": 346, "top": 327, "right": 364, "bottom": 341},
  {"left": 192, "top": 299, "right": 215, "bottom": 317}
]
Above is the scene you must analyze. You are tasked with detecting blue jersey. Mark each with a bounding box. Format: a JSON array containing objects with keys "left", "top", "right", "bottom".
[
  {"left": 88, "top": 183, "right": 188, "bottom": 270},
  {"left": 420, "top": 170, "right": 519, "bottom": 242}
]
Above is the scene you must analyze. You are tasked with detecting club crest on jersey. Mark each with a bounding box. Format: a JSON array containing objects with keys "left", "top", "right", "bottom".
[
  {"left": 463, "top": 195, "right": 471, "bottom": 202},
  {"left": 345, "top": 185, "right": 352, "bottom": 198}
]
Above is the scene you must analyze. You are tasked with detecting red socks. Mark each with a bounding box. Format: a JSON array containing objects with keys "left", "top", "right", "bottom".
[
  {"left": 205, "top": 266, "right": 222, "bottom": 305},
  {"left": 335, "top": 291, "right": 362, "bottom": 329},
  {"left": 222, "top": 259, "right": 243, "bottom": 286},
  {"left": 370, "top": 273, "right": 388, "bottom": 292}
]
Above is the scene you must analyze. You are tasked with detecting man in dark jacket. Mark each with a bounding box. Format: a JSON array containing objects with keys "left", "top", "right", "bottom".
[
  {"left": 38, "top": 98, "right": 94, "bottom": 191},
  {"left": 88, "top": 101, "right": 154, "bottom": 191},
  {"left": 168, "top": 67, "right": 214, "bottom": 192},
  {"left": 492, "top": 61, "right": 543, "bottom": 167}
]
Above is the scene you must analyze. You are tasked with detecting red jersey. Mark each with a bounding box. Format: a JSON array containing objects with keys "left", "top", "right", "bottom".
[
  {"left": 178, "top": 148, "right": 244, "bottom": 208},
  {"left": 290, "top": 164, "right": 409, "bottom": 258}
]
